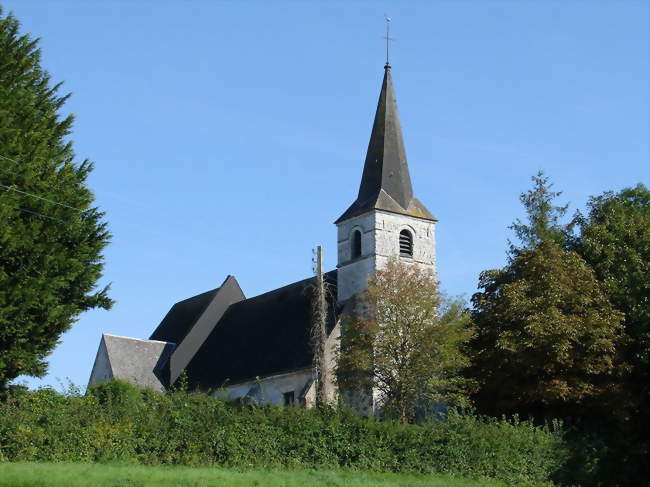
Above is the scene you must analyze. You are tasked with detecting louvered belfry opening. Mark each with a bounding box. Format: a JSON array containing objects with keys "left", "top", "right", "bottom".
[
  {"left": 399, "top": 230, "right": 413, "bottom": 257},
  {"left": 351, "top": 230, "right": 362, "bottom": 259}
]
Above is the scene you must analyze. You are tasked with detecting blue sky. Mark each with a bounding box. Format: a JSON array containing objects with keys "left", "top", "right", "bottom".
[{"left": 4, "top": 1, "right": 648, "bottom": 389}]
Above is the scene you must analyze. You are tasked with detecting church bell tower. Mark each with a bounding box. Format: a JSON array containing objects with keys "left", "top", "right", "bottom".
[{"left": 336, "top": 64, "right": 437, "bottom": 303}]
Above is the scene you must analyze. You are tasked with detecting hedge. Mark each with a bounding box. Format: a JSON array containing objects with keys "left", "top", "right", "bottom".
[{"left": 0, "top": 381, "right": 569, "bottom": 485}]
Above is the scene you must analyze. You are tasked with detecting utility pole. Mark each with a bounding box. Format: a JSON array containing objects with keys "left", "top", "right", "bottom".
[{"left": 311, "top": 245, "right": 328, "bottom": 405}]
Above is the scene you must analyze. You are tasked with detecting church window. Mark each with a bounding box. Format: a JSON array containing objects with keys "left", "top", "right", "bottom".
[
  {"left": 351, "top": 229, "right": 362, "bottom": 259},
  {"left": 399, "top": 230, "right": 413, "bottom": 257},
  {"left": 283, "top": 391, "right": 295, "bottom": 407}
]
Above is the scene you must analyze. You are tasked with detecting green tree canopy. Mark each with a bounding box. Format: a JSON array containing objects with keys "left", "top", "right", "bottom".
[
  {"left": 570, "top": 184, "right": 649, "bottom": 481},
  {"left": 572, "top": 184, "right": 650, "bottom": 374},
  {"left": 470, "top": 241, "right": 625, "bottom": 418},
  {"left": 337, "top": 259, "right": 474, "bottom": 422},
  {"left": 0, "top": 9, "right": 112, "bottom": 390}
]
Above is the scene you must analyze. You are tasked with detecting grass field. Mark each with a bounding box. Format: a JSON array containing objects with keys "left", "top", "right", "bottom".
[{"left": 0, "top": 463, "right": 542, "bottom": 487}]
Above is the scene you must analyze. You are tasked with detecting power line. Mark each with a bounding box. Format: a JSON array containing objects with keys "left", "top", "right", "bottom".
[
  {"left": 0, "top": 183, "right": 82, "bottom": 212},
  {"left": 0, "top": 153, "right": 22, "bottom": 166},
  {"left": 0, "top": 202, "right": 65, "bottom": 223},
  {"left": 0, "top": 152, "right": 74, "bottom": 170},
  {"left": 0, "top": 153, "right": 84, "bottom": 212}
]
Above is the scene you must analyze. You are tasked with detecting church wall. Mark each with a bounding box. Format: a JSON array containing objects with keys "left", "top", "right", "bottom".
[
  {"left": 337, "top": 211, "right": 436, "bottom": 415},
  {"left": 322, "top": 320, "right": 341, "bottom": 403},
  {"left": 337, "top": 212, "right": 376, "bottom": 302},
  {"left": 214, "top": 321, "right": 341, "bottom": 408},
  {"left": 373, "top": 211, "right": 436, "bottom": 273},
  {"left": 336, "top": 212, "right": 375, "bottom": 264},
  {"left": 337, "top": 258, "right": 375, "bottom": 302},
  {"left": 336, "top": 211, "right": 436, "bottom": 302},
  {"left": 87, "top": 336, "right": 113, "bottom": 389},
  {"left": 212, "top": 368, "right": 314, "bottom": 407}
]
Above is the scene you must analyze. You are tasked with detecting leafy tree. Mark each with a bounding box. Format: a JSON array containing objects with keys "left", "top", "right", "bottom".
[
  {"left": 570, "top": 184, "right": 649, "bottom": 484},
  {"left": 0, "top": 9, "right": 112, "bottom": 390},
  {"left": 572, "top": 184, "right": 649, "bottom": 385},
  {"left": 336, "top": 259, "right": 474, "bottom": 422},
  {"left": 470, "top": 241, "right": 625, "bottom": 419},
  {"left": 508, "top": 171, "right": 569, "bottom": 255},
  {"left": 471, "top": 172, "right": 626, "bottom": 419}
]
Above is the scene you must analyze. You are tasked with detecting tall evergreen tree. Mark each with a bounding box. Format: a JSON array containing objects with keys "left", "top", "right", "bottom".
[
  {"left": 508, "top": 171, "right": 569, "bottom": 255},
  {"left": 0, "top": 9, "right": 112, "bottom": 390}
]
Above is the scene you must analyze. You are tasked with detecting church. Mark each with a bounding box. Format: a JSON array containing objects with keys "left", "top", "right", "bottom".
[{"left": 88, "top": 63, "right": 437, "bottom": 409}]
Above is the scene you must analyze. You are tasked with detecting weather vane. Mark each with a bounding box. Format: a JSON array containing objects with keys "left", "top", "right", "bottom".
[{"left": 383, "top": 13, "right": 394, "bottom": 66}]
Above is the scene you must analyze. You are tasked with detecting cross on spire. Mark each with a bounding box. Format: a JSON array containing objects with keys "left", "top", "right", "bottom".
[{"left": 383, "top": 13, "right": 394, "bottom": 66}]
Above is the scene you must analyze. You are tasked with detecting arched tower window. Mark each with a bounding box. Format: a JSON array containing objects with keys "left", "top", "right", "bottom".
[
  {"left": 399, "top": 229, "right": 413, "bottom": 257},
  {"left": 351, "top": 229, "right": 362, "bottom": 259}
]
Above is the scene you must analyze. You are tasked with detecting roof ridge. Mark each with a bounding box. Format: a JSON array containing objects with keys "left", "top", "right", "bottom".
[
  {"left": 243, "top": 270, "right": 337, "bottom": 301},
  {"left": 103, "top": 333, "right": 174, "bottom": 345}
]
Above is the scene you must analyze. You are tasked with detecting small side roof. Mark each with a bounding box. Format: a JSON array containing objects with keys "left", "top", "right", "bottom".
[{"left": 88, "top": 334, "right": 175, "bottom": 392}]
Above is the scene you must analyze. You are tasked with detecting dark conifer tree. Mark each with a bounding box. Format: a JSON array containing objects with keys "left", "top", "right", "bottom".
[
  {"left": 508, "top": 170, "right": 569, "bottom": 256},
  {"left": 0, "top": 8, "right": 112, "bottom": 390}
]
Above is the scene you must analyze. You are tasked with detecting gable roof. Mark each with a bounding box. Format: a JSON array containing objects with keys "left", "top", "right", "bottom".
[
  {"left": 184, "top": 270, "right": 338, "bottom": 390},
  {"left": 89, "top": 333, "right": 175, "bottom": 392},
  {"left": 149, "top": 288, "right": 219, "bottom": 344},
  {"left": 149, "top": 275, "right": 246, "bottom": 386},
  {"left": 168, "top": 276, "right": 246, "bottom": 385},
  {"left": 335, "top": 64, "right": 436, "bottom": 224}
]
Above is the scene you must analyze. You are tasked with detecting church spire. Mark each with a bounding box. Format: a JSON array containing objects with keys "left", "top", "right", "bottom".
[{"left": 335, "top": 65, "right": 435, "bottom": 223}]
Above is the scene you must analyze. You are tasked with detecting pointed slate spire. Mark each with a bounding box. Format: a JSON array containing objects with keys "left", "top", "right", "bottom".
[{"left": 336, "top": 65, "right": 435, "bottom": 223}]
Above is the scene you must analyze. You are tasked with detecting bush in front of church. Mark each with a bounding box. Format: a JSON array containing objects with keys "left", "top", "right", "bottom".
[{"left": 0, "top": 380, "right": 568, "bottom": 485}]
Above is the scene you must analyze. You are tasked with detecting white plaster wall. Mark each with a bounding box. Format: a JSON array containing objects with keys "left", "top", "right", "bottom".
[{"left": 213, "top": 369, "right": 313, "bottom": 406}]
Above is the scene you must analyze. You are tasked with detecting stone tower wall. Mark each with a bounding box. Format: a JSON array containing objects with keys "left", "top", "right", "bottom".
[{"left": 337, "top": 210, "right": 436, "bottom": 302}]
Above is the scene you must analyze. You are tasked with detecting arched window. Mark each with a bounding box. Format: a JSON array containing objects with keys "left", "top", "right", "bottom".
[
  {"left": 351, "top": 229, "right": 362, "bottom": 259},
  {"left": 399, "top": 229, "right": 413, "bottom": 257}
]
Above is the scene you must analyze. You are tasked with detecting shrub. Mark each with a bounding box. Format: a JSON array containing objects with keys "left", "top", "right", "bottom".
[{"left": 0, "top": 381, "right": 568, "bottom": 484}]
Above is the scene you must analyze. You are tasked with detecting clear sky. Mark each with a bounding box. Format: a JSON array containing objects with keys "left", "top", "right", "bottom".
[{"left": 4, "top": 1, "right": 648, "bottom": 390}]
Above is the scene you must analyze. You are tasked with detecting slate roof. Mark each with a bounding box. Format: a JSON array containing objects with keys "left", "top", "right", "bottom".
[
  {"left": 336, "top": 65, "right": 436, "bottom": 223},
  {"left": 150, "top": 288, "right": 219, "bottom": 344},
  {"left": 163, "top": 276, "right": 246, "bottom": 385},
  {"left": 90, "top": 334, "right": 175, "bottom": 392},
  {"left": 184, "top": 270, "right": 338, "bottom": 390}
]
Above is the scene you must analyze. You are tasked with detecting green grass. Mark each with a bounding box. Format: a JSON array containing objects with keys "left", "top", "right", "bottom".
[{"left": 0, "top": 463, "right": 542, "bottom": 487}]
